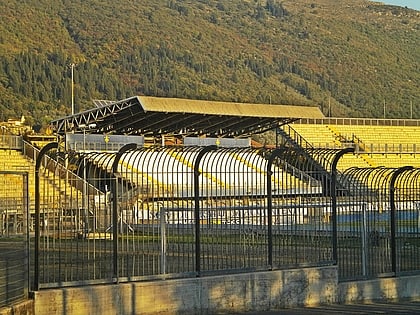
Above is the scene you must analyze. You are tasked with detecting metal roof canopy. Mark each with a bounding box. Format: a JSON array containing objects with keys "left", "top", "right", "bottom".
[{"left": 51, "top": 96, "right": 324, "bottom": 138}]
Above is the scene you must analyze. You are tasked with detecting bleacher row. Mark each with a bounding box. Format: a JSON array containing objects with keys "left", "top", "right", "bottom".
[
  {"left": 289, "top": 123, "right": 420, "bottom": 170},
  {"left": 0, "top": 149, "right": 80, "bottom": 214}
]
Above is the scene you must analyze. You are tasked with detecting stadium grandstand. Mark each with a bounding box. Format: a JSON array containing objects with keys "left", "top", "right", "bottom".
[
  {"left": 0, "top": 96, "right": 419, "bottom": 308},
  {"left": 284, "top": 118, "right": 420, "bottom": 174}
]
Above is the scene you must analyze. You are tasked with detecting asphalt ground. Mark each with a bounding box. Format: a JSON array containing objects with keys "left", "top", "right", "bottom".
[{"left": 226, "top": 300, "right": 420, "bottom": 314}]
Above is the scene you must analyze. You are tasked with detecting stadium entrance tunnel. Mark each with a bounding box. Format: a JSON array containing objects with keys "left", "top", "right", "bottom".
[{"left": 30, "top": 143, "right": 420, "bottom": 292}]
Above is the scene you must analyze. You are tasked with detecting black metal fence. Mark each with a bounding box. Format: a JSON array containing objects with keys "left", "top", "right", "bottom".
[
  {"left": 0, "top": 171, "right": 29, "bottom": 308},
  {"left": 2, "top": 143, "right": 419, "bottom": 295},
  {"left": 336, "top": 166, "right": 420, "bottom": 280},
  {"left": 32, "top": 144, "right": 333, "bottom": 289}
]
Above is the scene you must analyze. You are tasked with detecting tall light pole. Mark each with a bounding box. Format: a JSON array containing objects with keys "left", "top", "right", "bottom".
[
  {"left": 71, "top": 63, "right": 75, "bottom": 116},
  {"left": 410, "top": 100, "right": 413, "bottom": 119},
  {"left": 383, "top": 99, "right": 386, "bottom": 119}
]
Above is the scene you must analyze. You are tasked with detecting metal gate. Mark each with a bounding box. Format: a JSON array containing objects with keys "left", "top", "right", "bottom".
[{"left": 0, "top": 171, "right": 29, "bottom": 308}]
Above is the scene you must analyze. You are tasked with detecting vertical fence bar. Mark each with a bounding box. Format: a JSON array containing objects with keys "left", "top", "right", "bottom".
[
  {"left": 34, "top": 142, "right": 58, "bottom": 291},
  {"left": 389, "top": 166, "right": 413, "bottom": 275},
  {"left": 193, "top": 146, "right": 217, "bottom": 275},
  {"left": 23, "top": 172, "right": 29, "bottom": 298},
  {"left": 361, "top": 204, "right": 367, "bottom": 277},
  {"left": 331, "top": 147, "right": 354, "bottom": 264},
  {"left": 111, "top": 143, "right": 137, "bottom": 282},
  {"left": 160, "top": 206, "right": 166, "bottom": 275},
  {"left": 266, "top": 148, "right": 283, "bottom": 268}
]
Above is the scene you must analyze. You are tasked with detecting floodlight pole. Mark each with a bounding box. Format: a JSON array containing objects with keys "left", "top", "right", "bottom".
[
  {"left": 410, "top": 100, "right": 413, "bottom": 119},
  {"left": 383, "top": 99, "right": 386, "bottom": 119},
  {"left": 71, "top": 63, "right": 75, "bottom": 116}
]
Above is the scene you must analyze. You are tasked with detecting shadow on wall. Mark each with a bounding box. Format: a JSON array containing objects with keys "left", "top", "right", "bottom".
[
  {"left": 338, "top": 274, "right": 420, "bottom": 304},
  {"left": 34, "top": 266, "right": 338, "bottom": 314}
]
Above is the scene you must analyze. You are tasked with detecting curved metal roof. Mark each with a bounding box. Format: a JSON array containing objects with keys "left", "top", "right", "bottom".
[{"left": 51, "top": 96, "right": 324, "bottom": 138}]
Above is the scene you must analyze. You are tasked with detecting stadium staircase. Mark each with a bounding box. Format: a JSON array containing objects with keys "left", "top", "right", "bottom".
[
  {"left": 0, "top": 135, "right": 89, "bottom": 215},
  {"left": 275, "top": 125, "right": 347, "bottom": 196}
]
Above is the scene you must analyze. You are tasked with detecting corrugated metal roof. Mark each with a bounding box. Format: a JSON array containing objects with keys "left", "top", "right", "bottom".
[
  {"left": 51, "top": 96, "right": 325, "bottom": 137},
  {"left": 138, "top": 96, "right": 324, "bottom": 119}
]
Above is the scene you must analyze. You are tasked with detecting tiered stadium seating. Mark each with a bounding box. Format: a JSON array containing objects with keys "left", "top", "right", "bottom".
[
  {"left": 290, "top": 121, "right": 420, "bottom": 170},
  {"left": 0, "top": 148, "right": 81, "bottom": 213},
  {"left": 332, "top": 125, "right": 419, "bottom": 153},
  {"left": 289, "top": 124, "right": 339, "bottom": 148}
]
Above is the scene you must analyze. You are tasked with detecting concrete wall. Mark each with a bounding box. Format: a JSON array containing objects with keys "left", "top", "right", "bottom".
[
  {"left": 33, "top": 266, "right": 337, "bottom": 315},
  {"left": 0, "top": 300, "right": 33, "bottom": 315},
  {"left": 338, "top": 274, "right": 420, "bottom": 304},
  {"left": 4, "top": 269, "right": 420, "bottom": 315}
]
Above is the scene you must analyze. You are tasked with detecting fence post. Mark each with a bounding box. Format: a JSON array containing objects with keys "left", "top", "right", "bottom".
[
  {"left": 331, "top": 147, "right": 354, "bottom": 264},
  {"left": 23, "top": 172, "right": 29, "bottom": 298},
  {"left": 358, "top": 202, "right": 366, "bottom": 277},
  {"left": 111, "top": 143, "right": 138, "bottom": 282},
  {"left": 34, "top": 142, "right": 58, "bottom": 291},
  {"left": 389, "top": 166, "right": 413, "bottom": 275},
  {"left": 193, "top": 145, "right": 217, "bottom": 275},
  {"left": 160, "top": 205, "right": 167, "bottom": 275},
  {"left": 266, "top": 148, "right": 284, "bottom": 268}
]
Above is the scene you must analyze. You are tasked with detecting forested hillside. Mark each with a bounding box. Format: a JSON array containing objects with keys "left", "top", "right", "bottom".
[{"left": 0, "top": 0, "right": 418, "bottom": 127}]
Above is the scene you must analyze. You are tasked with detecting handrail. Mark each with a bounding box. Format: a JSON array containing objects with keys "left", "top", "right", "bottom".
[
  {"left": 0, "top": 134, "right": 23, "bottom": 150},
  {"left": 278, "top": 125, "right": 334, "bottom": 175},
  {"left": 297, "top": 117, "right": 420, "bottom": 126},
  {"left": 23, "top": 140, "right": 102, "bottom": 196}
]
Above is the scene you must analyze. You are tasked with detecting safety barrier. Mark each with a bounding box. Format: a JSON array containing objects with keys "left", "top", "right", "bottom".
[
  {"left": 337, "top": 166, "right": 420, "bottom": 280},
  {"left": 1, "top": 143, "right": 417, "bottom": 295},
  {"left": 32, "top": 144, "right": 335, "bottom": 289},
  {"left": 0, "top": 171, "right": 29, "bottom": 308}
]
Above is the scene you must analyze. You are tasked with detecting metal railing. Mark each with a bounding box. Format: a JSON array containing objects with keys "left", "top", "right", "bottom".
[
  {"left": 297, "top": 117, "right": 420, "bottom": 127},
  {"left": 0, "top": 135, "right": 23, "bottom": 150},
  {"left": 32, "top": 145, "right": 335, "bottom": 289},
  {"left": 0, "top": 171, "right": 29, "bottom": 308},
  {"left": 337, "top": 167, "right": 420, "bottom": 280},
  {"left": 0, "top": 143, "right": 416, "bottom": 294}
]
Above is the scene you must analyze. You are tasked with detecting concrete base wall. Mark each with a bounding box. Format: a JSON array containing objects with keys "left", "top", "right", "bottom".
[
  {"left": 33, "top": 267, "right": 337, "bottom": 315},
  {"left": 0, "top": 300, "right": 34, "bottom": 315},
  {"left": 7, "top": 270, "right": 419, "bottom": 315},
  {"left": 338, "top": 274, "right": 420, "bottom": 304}
]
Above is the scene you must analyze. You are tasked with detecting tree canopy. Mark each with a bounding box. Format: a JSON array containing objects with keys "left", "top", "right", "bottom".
[{"left": 0, "top": 0, "right": 418, "bottom": 127}]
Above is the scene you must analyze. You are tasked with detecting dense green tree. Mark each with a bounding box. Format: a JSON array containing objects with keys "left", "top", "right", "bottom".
[{"left": 0, "top": 0, "right": 418, "bottom": 126}]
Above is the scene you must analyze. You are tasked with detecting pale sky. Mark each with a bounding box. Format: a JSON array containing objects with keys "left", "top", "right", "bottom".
[{"left": 372, "top": 0, "right": 420, "bottom": 10}]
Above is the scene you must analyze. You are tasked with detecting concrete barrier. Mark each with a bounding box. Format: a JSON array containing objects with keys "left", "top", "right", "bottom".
[
  {"left": 6, "top": 269, "right": 420, "bottom": 314},
  {"left": 338, "top": 274, "right": 420, "bottom": 304},
  {"left": 33, "top": 266, "right": 337, "bottom": 315},
  {"left": 0, "top": 299, "right": 33, "bottom": 315}
]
